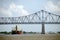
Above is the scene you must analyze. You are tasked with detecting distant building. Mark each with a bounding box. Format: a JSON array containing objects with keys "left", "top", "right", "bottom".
[{"left": 12, "top": 25, "right": 23, "bottom": 34}]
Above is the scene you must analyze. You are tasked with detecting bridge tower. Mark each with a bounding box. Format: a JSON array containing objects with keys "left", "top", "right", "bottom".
[
  {"left": 41, "top": 10, "right": 45, "bottom": 34},
  {"left": 41, "top": 22, "right": 45, "bottom": 34}
]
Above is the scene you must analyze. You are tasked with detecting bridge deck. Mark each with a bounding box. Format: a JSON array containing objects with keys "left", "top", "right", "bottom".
[{"left": 0, "top": 22, "right": 60, "bottom": 24}]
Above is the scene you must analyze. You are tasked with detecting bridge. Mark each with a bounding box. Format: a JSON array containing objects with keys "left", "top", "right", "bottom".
[{"left": 0, "top": 10, "right": 60, "bottom": 34}]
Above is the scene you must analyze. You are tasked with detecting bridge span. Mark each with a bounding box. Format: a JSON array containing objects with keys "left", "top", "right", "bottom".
[{"left": 0, "top": 10, "right": 60, "bottom": 34}]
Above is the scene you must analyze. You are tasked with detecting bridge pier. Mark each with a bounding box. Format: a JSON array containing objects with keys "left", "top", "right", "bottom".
[{"left": 41, "top": 22, "right": 45, "bottom": 34}]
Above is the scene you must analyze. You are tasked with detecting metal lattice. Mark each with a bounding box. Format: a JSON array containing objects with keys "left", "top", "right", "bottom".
[{"left": 0, "top": 10, "right": 60, "bottom": 24}]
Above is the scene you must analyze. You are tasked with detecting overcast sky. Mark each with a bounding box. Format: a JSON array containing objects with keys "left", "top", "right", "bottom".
[
  {"left": 0, "top": 0, "right": 60, "bottom": 32},
  {"left": 0, "top": 0, "right": 60, "bottom": 17}
]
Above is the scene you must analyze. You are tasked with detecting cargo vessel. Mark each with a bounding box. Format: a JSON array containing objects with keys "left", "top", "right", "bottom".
[{"left": 12, "top": 25, "right": 22, "bottom": 34}]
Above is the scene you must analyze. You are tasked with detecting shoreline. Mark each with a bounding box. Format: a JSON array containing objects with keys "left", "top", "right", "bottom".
[{"left": 0, "top": 34, "right": 60, "bottom": 40}]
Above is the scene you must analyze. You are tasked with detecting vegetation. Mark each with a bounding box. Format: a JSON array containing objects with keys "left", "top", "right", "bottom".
[
  {"left": 0, "top": 31, "right": 11, "bottom": 34},
  {"left": 23, "top": 31, "right": 39, "bottom": 34},
  {"left": 0, "top": 31, "right": 60, "bottom": 34},
  {"left": 57, "top": 32, "right": 60, "bottom": 34},
  {"left": 48, "top": 31, "right": 56, "bottom": 34},
  {"left": 0, "top": 31, "right": 38, "bottom": 34}
]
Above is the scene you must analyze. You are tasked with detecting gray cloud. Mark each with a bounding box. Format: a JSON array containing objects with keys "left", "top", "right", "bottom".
[
  {"left": 0, "top": 2, "right": 30, "bottom": 17},
  {"left": 44, "top": 1, "right": 60, "bottom": 15}
]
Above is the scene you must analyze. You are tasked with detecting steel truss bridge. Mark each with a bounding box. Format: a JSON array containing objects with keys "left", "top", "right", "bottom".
[{"left": 0, "top": 10, "right": 60, "bottom": 34}]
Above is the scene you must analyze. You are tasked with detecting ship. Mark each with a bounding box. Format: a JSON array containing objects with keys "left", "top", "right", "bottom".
[{"left": 12, "top": 25, "right": 22, "bottom": 34}]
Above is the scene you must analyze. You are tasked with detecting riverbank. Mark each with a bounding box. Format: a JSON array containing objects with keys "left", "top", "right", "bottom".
[{"left": 0, "top": 34, "right": 60, "bottom": 40}]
